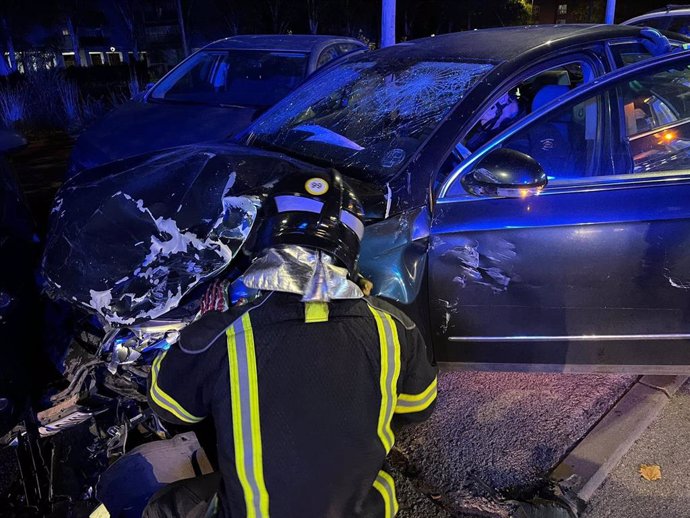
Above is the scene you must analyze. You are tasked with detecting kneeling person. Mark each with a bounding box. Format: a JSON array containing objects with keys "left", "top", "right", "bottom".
[{"left": 145, "top": 170, "right": 438, "bottom": 518}]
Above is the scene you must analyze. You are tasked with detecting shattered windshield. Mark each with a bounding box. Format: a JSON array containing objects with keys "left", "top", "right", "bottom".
[
  {"left": 149, "top": 49, "right": 309, "bottom": 107},
  {"left": 246, "top": 58, "right": 493, "bottom": 182}
]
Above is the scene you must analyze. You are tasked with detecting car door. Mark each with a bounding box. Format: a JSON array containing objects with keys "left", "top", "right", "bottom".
[{"left": 428, "top": 50, "right": 690, "bottom": 373}]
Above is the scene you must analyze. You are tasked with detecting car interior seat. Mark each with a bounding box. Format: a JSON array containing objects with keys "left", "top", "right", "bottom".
[{"left": 526, "top": 84, "right": 577, "bottom": 178}]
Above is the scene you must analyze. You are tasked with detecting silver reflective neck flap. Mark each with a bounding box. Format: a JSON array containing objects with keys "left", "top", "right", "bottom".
[{"left": 241, "top": 245, "right": 363, "bottom": 302}]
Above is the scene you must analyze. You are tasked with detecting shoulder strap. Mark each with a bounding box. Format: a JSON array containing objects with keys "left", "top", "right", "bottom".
[
  {"left": 364, "top": 296, "right": 416, "bottom": 331},
  {"left": 179, "top": 292, "right": 274, "bottom": 354}
]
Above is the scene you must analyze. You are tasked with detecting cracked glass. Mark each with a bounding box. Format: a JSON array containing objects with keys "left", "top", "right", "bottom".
[{"left": 246, "top": 58, "right": 493, "bottom": 183}]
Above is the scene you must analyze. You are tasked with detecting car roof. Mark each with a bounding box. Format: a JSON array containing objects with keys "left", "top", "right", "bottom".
[
  {"left": 204, "top": 34, "right": 366, "bottom": 53},
  {"left": 639, "top": 4, "right": 690, "bottom": 14},
  {"left": 623, "top": 6, "right": 690, "bottom": 25},
  {"left": 364, "top": 24, "right": 647, "bottom": 64}
]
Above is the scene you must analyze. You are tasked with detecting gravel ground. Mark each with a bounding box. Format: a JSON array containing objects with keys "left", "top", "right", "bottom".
[
  {"left": 582, "top": 380, "right": 690, "bottom": 518},
  {"left": 0, "top": 369, "right": 637, "bottom": 517},
  {"left": 393, "top": 371, "right": 637, "bottom": 517},
  {"left": 0, "top": 446, "right": 18, "bottom": 495}
]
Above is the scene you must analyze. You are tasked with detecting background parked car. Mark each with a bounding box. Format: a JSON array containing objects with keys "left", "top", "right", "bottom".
[
  {"left": 67, "top": 34, "right": 367, "bottom": 177},
  {"left": 624, "top": 5, "right": 690, "bottom": 35}
]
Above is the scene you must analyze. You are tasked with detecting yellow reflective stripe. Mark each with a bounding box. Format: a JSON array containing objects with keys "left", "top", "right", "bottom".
[
  {"left": 227, "top": 322, "right": 250, "bottom": 512},
  {"left": 227, "top": 313, "right": 269, "bottom": 518},
  {"left": 149, "top": 353, "right": 203, "bottom": 423},
  {"left": 398, "top": 377, "right": 437, "bottom": 403},
  {"left": 368, "top": 306, "right": 401, "bottom": 453},
  {"left": 304, "top": 301, "right": 329, "bottom": 323},
  {"left": 373, "top": 470, "right": 398, "bottom": 518},
  {"left": 395, "top": 377, "right": 438, "bottom": 414},
  {"left": 244, "top": 314, "right": 269, "bottom": 517}
]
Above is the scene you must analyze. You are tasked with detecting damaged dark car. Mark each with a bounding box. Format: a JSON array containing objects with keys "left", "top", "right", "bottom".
[
  {"left": 48, "top": 24, "right": 690, "bottom": 373},
  {"left": 19, "top": 24, "right": 690, "bottom": 515}
]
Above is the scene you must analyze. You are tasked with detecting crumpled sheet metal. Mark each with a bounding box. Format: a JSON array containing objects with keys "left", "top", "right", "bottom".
[
  {"left": 358, "top": 206, "right": 430, "bottom": 304},
  {"left": 241, "top": 245, "right": 363, "bottom": 302},
  {"left": 436, "top": 234, "right": 516, "bottom": 293},
  {"left": 42, "top": 145, "right": 267, "bottom": 325}
]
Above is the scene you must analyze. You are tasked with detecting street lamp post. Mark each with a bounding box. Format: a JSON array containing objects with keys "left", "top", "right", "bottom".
[
  {"left": 381, "top": 0, "right": 396, "bottom": 48},
  {"left": 605, "top": 0, "right": 616, "bottom": 24}
]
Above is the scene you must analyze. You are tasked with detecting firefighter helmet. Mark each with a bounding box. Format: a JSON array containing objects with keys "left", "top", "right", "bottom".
[{"left": 254, "top": 169, "right": 365, "bottom": 273}]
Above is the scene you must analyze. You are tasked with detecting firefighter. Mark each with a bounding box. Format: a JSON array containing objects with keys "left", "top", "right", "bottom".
[{"left": 144, "top": 169, "right": 438, "bottom": 518}]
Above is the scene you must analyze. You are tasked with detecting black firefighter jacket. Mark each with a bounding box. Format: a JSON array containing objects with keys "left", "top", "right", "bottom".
[{"left": 148, "top": 291, "right": 438, "bottom": 518}]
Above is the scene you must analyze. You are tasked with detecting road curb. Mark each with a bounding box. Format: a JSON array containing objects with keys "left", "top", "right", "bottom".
[{"left": 549, "top": 375, "right": 688, "bottom": 505}]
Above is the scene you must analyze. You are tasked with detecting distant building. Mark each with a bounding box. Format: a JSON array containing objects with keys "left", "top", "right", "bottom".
[
  {"left": 533, "top": 1, "right": 569, "bottom": 24},
  {"left": 533, "top": 0, "right": 603, "bottom": 24},
  {"left": 3, "top": 0, "right": 189, "bottom": 76},
  {"left": 143, "top": 0, "right": 185, "bottom": 77}
]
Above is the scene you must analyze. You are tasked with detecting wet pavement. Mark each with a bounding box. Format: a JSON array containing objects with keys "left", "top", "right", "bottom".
[{"left": 582, "top": 380, "right": 690, "bottom": 518}]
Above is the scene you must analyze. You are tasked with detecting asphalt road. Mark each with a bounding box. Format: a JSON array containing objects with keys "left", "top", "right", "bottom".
[
  {"left": 582, "top": 380, "right": 690, "bottom": 518},
  {"left": 392, "top": 370, "right": 637, "bottom": 517}
]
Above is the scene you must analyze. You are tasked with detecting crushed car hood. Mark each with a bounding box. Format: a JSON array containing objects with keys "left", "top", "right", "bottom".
[{"left": 42, "top": 142, "right": 333, "bottom": 325}]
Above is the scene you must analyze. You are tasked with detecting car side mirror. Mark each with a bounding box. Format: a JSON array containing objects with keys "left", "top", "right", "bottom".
[{"left": 461, "top": 148, "right": 547, "bottom": 198}]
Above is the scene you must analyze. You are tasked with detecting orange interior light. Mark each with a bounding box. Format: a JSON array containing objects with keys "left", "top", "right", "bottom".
[{"left": 657, "top": 130, "right": 676, "bottom": 144}]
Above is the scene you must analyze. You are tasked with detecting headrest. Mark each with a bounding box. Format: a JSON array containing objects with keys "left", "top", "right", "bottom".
[
  {"left": 533, "top": 70, "right": 571, "bottom": 87},
  {"left": 532, "top": 84, "right": 570, "bottom": 112}
]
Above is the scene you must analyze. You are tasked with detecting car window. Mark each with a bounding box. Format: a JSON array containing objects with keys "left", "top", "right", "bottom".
[
  {"left": 337, "top": 43, "right": 362, "bottom": 54},
  {"left": 623, "top": 62, "right": 690, "bottom": 172},
  {"left": 609, "top": 42, "right": 654, "bottom": 68},
  {"left": 462, "top": 61, "right": 594, "bottom": 154},
  {"left": 317, "top": 46, "right": 341, "bottom": 68},
  {"left": 443, "top": 54, "right": 690, "bottom": 196},
  {"left": 434, "top": 60, "right": 596, "bottom": 184},
  {"left": 669, "top": 15, "right": 690, "bottom": 35},
  {"left": 497, "top": 90, "right": 607, "bottom": 181},
  {"left": 502, "top": 58, "right": 690, "bottom": 179},
  {"left": 149, "top": 49, "right": 309, "bottom": 107}
]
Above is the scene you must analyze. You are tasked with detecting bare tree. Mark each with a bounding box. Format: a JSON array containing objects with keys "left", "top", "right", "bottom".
[
  {"left": 400, "top": 0, "right": 423, "bottom": 41},
  {"left": 0, "top": 0, "right": 31, "bottom": 74},
  {"left": 113, "top": 0, "right": 145, "bottom": 61},
  {"left": 265, "top": 0, "right": 290, "bottom": 34},
  {"left": 215, "top": 0, "right": 240, "bottom": 35},
  {"left": 55, "top": 0, "right": 106, "bottom": 67},
  {"left": 176, "top": 0, "right": 190, "bottom": 56},
  {"left": 0, "top": 16, "right": 16, "bottom": 74},
  {"left": 306, "top": 0, "right": 319, "bottom": 34}
]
